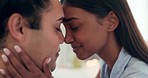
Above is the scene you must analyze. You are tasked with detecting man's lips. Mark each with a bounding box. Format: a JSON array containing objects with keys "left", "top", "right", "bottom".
[{"left": 56, "top": 49, "right": 60, "bottom": 57}]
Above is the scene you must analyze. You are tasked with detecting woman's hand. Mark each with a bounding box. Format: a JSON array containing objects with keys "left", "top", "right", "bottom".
[{"left": 0, "top": 45, "right": 53, "bottom": 78}]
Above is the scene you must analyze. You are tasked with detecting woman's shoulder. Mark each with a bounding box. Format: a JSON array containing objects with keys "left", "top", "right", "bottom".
[
  {"left": 127, "top": 56, "right": 148, "bottom": 70},
  {"left": 121, "top": 57, "right": 148, "bottom": 78}
]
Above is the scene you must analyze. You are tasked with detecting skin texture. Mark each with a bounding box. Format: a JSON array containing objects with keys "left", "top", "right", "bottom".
[
  {"left": 1, "top": 1, "right": 121, "bottom": 78},
  {"left": 20, "top": 0, "right": 64, "bottom": 70},
  {"left": 0, "top": 0, "right": 64, "bottom": 77},
  {"left": 63, "top": 5, "right": 121, "bottom": 70},
  {"left": 63, "top": 6, "right": 108, "bottom": 60},
  {"left": 1, "top": 0, "right": 147, "bottom": 77}
]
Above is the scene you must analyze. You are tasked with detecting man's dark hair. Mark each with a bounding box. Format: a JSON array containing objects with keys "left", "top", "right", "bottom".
[{"left": 0, "top": 0, "right": 51, "bottom": 46}]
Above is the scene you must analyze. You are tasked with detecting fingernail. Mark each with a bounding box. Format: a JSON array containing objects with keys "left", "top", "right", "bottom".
[
  {"left": 1, "top": 55, "right": 8, "bottom": 63},
  {"left": 0, "top": 69, "right": 5, "bottom": 75},
  {"left": 46, "top": 58, "right": 51, "bottom": 64},
  {"left": 14, "top": 45, "right": 22, "bottom": 53},
  {"left": 3, "top": 48, "right": 11, "bottom": 56}
]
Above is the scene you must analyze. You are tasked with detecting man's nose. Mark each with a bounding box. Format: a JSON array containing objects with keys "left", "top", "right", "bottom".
[{"left": 59, "top": 33, "right": 64, "bottom": 44}]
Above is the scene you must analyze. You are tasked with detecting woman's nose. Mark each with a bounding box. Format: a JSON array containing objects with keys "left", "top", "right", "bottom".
[{"left": 64, "top": 32, "right": 74, "bottom": 44}]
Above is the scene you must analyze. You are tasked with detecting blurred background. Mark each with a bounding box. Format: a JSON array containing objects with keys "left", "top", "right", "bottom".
[{"left": 53, "top": 0, "right": 148, "bottom": 78}]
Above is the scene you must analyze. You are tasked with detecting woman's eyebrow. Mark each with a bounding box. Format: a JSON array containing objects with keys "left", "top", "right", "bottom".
[{"left": 63, "top": 17, "right": 78, "bottom": 23}]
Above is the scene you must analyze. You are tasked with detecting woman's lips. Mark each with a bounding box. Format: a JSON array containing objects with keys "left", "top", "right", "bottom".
[{"left": 72, "top": 46, "right": 81, "bottom": 52}]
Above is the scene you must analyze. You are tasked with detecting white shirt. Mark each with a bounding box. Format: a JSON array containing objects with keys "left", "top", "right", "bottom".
[{"left": 100, "top": 48, "right": 148, "bottom": 78}]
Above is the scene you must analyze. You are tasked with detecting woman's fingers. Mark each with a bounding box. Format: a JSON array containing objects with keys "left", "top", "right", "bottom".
[
  {"left": 43, "top": 58, "right": 52, "bottom": 78},
  {"left": 0, "top": 69, "right": 12, "bottom": 78},
  {"left": 14, "top": 45, "right": 41, "bottom": 73},
  {"left": 1, "top": 45, "right": 52, "bottom": 78},
  {"left": 1, "top": 55, "right": 22, "bottom": 78},
  {"left": 3, "top": 48, "right": 28, "bottom": 76}
]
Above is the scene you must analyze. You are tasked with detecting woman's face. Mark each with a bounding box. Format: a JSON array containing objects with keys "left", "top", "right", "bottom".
[{"left": 63, "top": 5, "right": 109, "bottom": 60}]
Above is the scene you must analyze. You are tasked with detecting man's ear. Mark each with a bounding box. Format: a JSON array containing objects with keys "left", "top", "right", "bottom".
[
  {"left": 7, "top": 13, "right": 26, "bottom": 42},
  {"left": 105, "top": 11, "right": 119, "bottom": 32}
]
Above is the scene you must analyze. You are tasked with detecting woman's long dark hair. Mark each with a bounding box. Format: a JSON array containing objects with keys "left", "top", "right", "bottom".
[{"left": 61, "top": 0, "right": 148, "bottom": 64}]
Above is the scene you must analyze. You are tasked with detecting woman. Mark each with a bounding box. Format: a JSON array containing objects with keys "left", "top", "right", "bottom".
[
  {"left": 61, "top": 0, "right": 148, "bottom": 78},
  {"left": 1, "top": 0, "right": 148, "bottom": 78}
]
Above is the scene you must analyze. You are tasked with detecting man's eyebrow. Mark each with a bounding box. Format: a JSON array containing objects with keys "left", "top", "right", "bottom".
[
  {"left": 57, "top": 17, "right": 65, "bottom": 22},
  {"left": 63, "top": 17, "right": 78, "bottom": 23}
]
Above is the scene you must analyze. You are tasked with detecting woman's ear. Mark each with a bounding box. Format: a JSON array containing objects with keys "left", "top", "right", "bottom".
[
  {"left": 7, "top": 13, "right": 26, "bottom": 42},
  {"left": 105, "top": 11, "right": 119, "bottom": 32}
]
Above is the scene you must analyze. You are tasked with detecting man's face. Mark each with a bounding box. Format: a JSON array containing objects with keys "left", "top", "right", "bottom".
[{"left": 22, "top": 0, "right": 64, "bottom": 71}]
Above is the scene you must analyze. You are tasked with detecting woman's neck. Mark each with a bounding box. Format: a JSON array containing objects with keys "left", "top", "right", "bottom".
[
  {"left": 97, "top": 33, "right": 122, "bottom": 70},
  {"left": 99, "top": 46, "right": 121, "bottom": 70}
]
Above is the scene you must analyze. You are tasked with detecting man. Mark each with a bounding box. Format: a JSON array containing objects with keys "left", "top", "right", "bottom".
[{"left": 0, "top": 0, "right": 64, "bottom": 78}]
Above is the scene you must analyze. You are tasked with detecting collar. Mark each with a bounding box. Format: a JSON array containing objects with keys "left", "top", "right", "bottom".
[
  {"left": 101, "top": 47, "right": 132, "bottom": 78},
  {"left": 110, "top": 47, "right": 132, "bottom": 78}
]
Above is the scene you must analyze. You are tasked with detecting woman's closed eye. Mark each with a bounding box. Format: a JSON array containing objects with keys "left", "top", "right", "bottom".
[{"left": 71, "top": 26, "right": 79, "bottom": 31}]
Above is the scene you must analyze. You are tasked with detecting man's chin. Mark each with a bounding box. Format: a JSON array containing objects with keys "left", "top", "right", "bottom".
[
  {"left": 50, "top": 63, "right": 56, "bottom": 72},
  {"left": 51, "top": 67, "right": 56, "bottom": 72}
]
